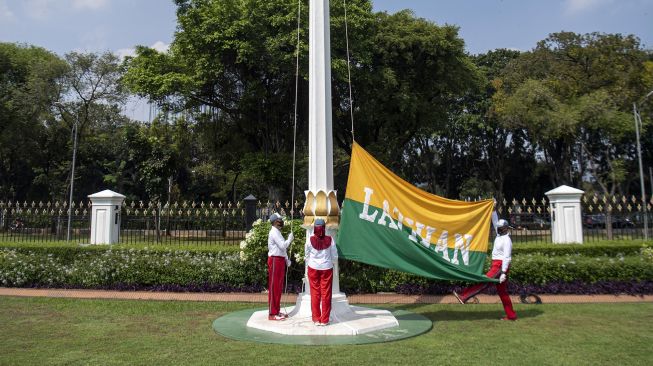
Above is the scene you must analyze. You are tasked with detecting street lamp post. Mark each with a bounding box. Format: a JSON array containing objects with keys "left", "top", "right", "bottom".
[
  {"left": 54, "top": 102, "right": 80, "bottom": 242},
  {"left": 633, "top": 90, "right": 653, "bottom": 240}
]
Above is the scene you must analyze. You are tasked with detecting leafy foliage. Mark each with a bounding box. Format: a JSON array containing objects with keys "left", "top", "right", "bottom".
[
  {"left": 1, "top": 238, "right": 651, "bottom": 294},
  {"left": 493, "top": 32, "right": 652, "bottom": 194},
  {"left": 0, "top": 43, "right": 69, "bottom": 198},
  {"left": 2, "top": 5, "right": 653, "bottom": 206},
  {"left": 239, "top": 218, "right": 306, "bottom": 285}
]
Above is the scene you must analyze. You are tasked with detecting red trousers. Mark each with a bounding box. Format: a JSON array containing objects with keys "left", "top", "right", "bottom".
[
  {"left": 308, "top": 266, "right": 333, "bottom": 324},
  {"left": 267, "top": 256, "right": 286, "bottom": 315},
  {"left": 459, "top": 260, "right": 517, "bottom": 320}
]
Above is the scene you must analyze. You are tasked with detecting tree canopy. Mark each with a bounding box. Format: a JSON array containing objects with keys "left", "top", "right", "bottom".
[
  {"left": 493, "top": 32, "right": 652, "bottom": 196},
  {"left": 1, "top": 1, "right": 652, "bottom": 204}
]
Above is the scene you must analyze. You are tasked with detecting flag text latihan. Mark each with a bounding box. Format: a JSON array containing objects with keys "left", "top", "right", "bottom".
[{"left": 357, "top": 187, "right": 473, "bottom": 266}]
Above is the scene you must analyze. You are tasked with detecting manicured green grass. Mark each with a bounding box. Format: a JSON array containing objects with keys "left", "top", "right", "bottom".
[{"left": 1, "top": 297, "right": 651, "bottom": 365}]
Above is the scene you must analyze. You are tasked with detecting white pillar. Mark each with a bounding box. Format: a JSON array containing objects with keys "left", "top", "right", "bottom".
[
  {"left": 303, "top": 0, "right": 341, "bottom": 291},
  {"left": 297, "top": 0, "right": 344, "bottom": 313},
  {"left": 308, "top": 0, "right": 334, "bottom": 192},
  {"left": 545, "top": 185, "right": 584, "bottom": 244},
  {"left": 88, "top": 190, "right": 125, "bottom": 245}
]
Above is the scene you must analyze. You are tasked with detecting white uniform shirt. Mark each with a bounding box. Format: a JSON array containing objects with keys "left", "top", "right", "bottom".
[
  {"left": 305, "top": 237, "right": 338, "bottom": 270},
  {"left": 491, "top": 234, "right": 512, "bottom": 273},
  {"left": 490, "top": 210, "right": 512, "bottom": 272},
  {"left": 268, "top": 226, "right": 291, "bottom": 259}
]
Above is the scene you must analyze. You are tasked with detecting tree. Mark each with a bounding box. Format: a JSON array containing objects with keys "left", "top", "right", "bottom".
[
  {"left": 0, "top": 43, "right": 68, "bottom": 199},
  {"left": 342, "top": 9, "right": 481, "bottom": 183},
  {"left": 493, "top": 32, "right": 652, "bottom": 196},
  {"left": 123, "top": 0, "right": 319, "bottom": 200},
  {"left": 123, "top": 1, "right": 482, "bottom": 200},
  {"left": 53, "top": 51, "right": 128, "bottom": 200}
]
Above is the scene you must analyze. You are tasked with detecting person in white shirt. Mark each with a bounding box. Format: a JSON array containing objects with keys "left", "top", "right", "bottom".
[
  {"left": 267, "top": 213, "right": 294, "bottom": 321},
  {"left": 453, "top": 216, "right": 518, "bottom": 321},
  {"left": 305, "top": 218, "right": 338, "bottom": 326}
]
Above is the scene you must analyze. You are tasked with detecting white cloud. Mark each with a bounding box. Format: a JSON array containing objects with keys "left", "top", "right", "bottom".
[
  {"left": 564, "top": 0, "right": 614, "bottom": 16},
  {"left": 150, "top": 41, "right": 170, "bottom": 53},
  {"left": 114, "top": 41, "right": 170, "bottom": 60},
  {"left": 0, "top": 0, "right": 15, "bottom": 21},
  {"left": 115, "top": 47, "right": 137, "bottom": 59},
  {"left": 71, "top": 0, "right": 107, "bottom": 10}
]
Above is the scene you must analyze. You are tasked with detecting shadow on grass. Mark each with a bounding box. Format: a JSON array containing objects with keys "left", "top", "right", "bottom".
[
  {"left": 392, "top": 304, "right": 544, "bottom": 321},
  {"left": 424, "top": 308, "right": 543, "bottom": 321}
]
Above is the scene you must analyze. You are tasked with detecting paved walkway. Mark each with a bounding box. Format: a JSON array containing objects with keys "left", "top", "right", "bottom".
[{"left": 1, "top": 287, "right": 651, "bottom": 304}]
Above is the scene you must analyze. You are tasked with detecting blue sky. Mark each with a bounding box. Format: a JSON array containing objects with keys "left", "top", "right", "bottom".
[{"left": 1, "top": 0, "right": 651, "bottom": 120}]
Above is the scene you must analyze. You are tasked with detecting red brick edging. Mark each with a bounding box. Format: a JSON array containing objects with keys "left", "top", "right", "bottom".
[{"left": 1, "top": 287, "right": 651, "bottom": 304}]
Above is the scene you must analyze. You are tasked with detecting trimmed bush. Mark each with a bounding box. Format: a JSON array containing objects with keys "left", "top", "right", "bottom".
[
  {"left": 0, "top": 247, "right": 257, "bottom": 290},
  {"left": 1, "top": 227, "right": 652, "bottom": 295},
  {"left": 510, "top": 241, "right": 647, "bottom": 257}
]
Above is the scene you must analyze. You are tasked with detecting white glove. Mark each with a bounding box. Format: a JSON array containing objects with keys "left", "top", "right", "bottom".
[
  {"left": 288, "top": 233, "right": 294, "bottom": 242},
  {"left": 499, "top": 273, "right": 507, "bottom": 283},
  {"left": 285, "top": 257, "right": 291, "bottom": 267}
]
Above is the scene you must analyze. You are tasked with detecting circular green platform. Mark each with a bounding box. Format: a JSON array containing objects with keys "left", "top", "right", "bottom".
[{"left": 212, "top": 308, "right": 432, "bottom": 345}]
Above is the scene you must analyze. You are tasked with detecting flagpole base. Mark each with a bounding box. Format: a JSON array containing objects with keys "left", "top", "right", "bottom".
[{"left": 246, "top": 292, "right": 399, "bottom": 336}]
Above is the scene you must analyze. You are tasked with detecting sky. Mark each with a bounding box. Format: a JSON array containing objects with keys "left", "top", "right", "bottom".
[{"left": 1, "top": 0, "right": 652, "bottom": 120}]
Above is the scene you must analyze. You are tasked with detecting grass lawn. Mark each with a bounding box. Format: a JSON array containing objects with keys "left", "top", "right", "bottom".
[{"left": 1, "top": 297, "right": 651, "bottom": 365}]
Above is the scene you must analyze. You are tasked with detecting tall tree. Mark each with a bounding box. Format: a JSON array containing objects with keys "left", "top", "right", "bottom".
[
  {"left": 123, "top": 1, "right": 481, "bottom": 199},
  {"left": 493, "top": 32, "right": 652, "bottom": 195},
  {"left": 343, "top": 9, "right": 480, "bottom": 181},
  {"left": 54, "top": 51, "right": 128, "bottom": 200},
  {"left": 123, "top": 0, "right": 320, "bottom": 200},
  {"left": 0, "top": 43, "right": 68, "bottom": 199}
]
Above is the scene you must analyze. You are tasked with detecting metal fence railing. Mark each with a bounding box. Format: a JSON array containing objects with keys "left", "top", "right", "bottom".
[
  {"left": 0, "top": 198, "right": 303, "bottom": 246},
  {"left": 495, "top": 195, "right": 653, "bottom": 243},
  {"left": 1, "top": 194, "right": 651, "bottom": 245},
  {"left": 0, "top": 201, "right": 90, "bottom": 244},
  {"left": 120, "top": 202, "right": 245, "bottom": 246},
  {"left": 116, "top": 198, "right": 304, "bottom": 246}
]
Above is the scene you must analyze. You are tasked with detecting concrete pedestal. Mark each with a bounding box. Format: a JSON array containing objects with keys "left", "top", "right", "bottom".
[{"left": 245, "top": 292, "right": 398, "bottom": 335}]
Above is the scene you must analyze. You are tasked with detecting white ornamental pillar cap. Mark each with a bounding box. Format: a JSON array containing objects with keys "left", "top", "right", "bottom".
[
  {"left": 545, "top": 185, "right": 584, "bottom": 203},
  {"left": 88, "top": 189, "right": 126, "bottom": 204}
]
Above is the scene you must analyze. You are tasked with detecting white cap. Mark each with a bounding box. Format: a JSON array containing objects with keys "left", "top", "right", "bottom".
[
  {"left": 497, "top": 219, "right": 512, "bottom": 229},
  {"left": 269, "top": 213, "right": 283, "bottom": 223}
]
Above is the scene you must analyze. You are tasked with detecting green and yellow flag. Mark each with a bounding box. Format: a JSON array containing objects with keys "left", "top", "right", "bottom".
[{"left": 338, "top": 142, "right": 495, "bottom": 283}]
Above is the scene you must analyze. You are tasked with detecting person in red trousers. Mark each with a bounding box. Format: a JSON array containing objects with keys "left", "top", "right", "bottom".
[
  {"left": 305, "top": 218, "right": 338, "bottom": 326},
  {"left": 453, "top": 217, "right": 517, "bottom": 321},
  {"left": 267, "top": 213, "right": 293, "bottom": 321}
]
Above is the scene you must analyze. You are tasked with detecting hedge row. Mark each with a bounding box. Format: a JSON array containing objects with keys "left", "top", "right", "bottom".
[
  {"left": 509, "top": 241, "right": 646, "bottom": 257},
  {"left": 0, "top": 248, "right": 257, "bottom": 289},
  {"left": 1, "top": 218, "right": 651, "bottom": 295},
  {"left": 1, "top": 246, "right": 651, "bottom": 294},
  {"left": 336, "top": 255, "right": 653, "bottom": 294}
]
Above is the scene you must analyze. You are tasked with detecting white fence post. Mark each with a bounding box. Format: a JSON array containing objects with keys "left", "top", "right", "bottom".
[
  {"left": 545, "top": 185, "right": 584, "bottom": 244},
  {"left": 88, "top": 190, "right": 125, "bottom": 244}
]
